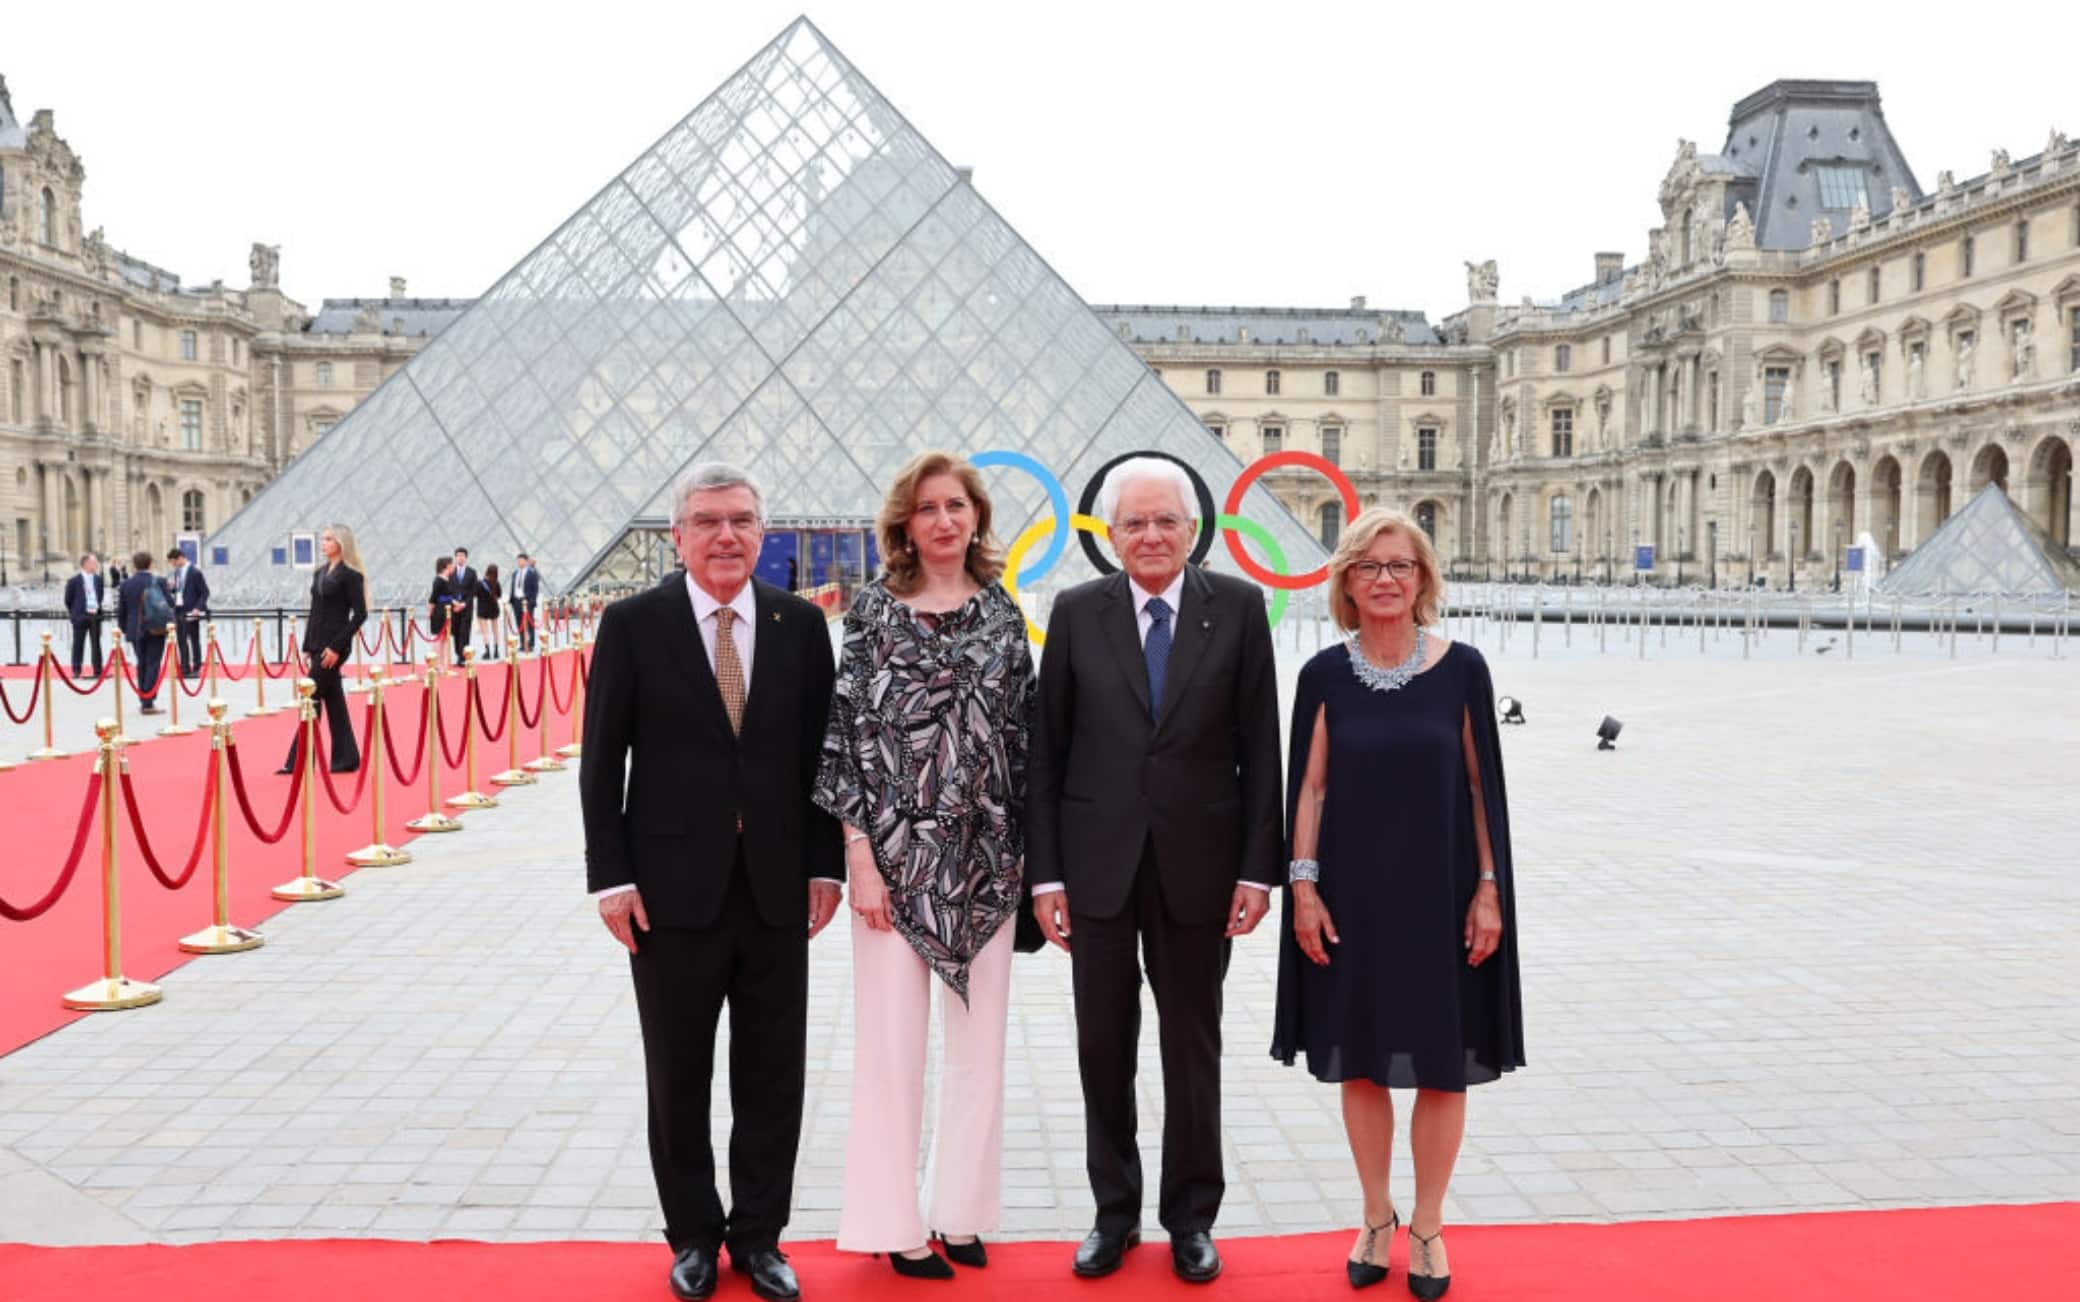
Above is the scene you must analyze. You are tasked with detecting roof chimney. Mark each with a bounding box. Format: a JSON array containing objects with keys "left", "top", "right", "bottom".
[
  {"left": 389, "top": 276, "right": 407, "bottom": 299},
  {"left": 1594, "top": 252, "right": 1624, "bottom": 284},
  {"left": 1350, "top": 295, "right": 1367, "bottom": 311}
]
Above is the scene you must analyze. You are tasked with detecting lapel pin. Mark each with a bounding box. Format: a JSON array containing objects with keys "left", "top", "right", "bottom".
[
  {"left": 1200, "top": 619, "right": 1212, "bottom": 630},
  {"left": 770, "top": 612, "right": 782, "bottom": 622}
]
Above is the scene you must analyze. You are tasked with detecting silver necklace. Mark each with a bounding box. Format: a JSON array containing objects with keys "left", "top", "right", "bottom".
[{"left": 1347, "top": 627, "right": 1428, "bottom": 693}]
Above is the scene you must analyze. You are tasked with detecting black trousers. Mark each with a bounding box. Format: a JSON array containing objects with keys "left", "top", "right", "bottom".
[
  {"left": 512, "top": 602, "right": 535, "bottom": 652},
  {"left": 129, "top": 635, "right": 165, "bottom": 707},
  {"left": 1070, "top": 839, "right": 1231, "bottom": 1237},
  {"left": 448, "top": 609, "right": 473, "bottom": 665},
  {"left": 281, "top": 653, "right": 360, "bottom": 770},
  {"left": 175, "top": 617, "right": 204, "bottom": 677},
  {"left": 70, "top": 619, "right": 103, "bottom": 675},
  {"left": 629, "top": 850, "right": 808, "bottom": 1256}
]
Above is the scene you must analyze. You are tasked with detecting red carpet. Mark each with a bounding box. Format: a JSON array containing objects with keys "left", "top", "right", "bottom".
[
  {"left": 1, "top": 1206, "right": 2074, "bottom": 1300},
  {"left": 0, "top": 657, "right": 582, "bottom": 1055}
]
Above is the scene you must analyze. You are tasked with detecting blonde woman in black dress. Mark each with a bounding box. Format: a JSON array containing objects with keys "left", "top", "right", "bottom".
[{"left": 1272, "top": 507, "right": 1523, "bottom": 1297}]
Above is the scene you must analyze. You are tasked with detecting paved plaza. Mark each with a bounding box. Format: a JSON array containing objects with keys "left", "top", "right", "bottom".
[{"left": 2, "top": 621, "right": 2076, "bottom": 1247}]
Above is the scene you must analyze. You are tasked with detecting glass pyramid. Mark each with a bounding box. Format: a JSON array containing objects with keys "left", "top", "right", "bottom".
[
  {"left": 1877, "top": 483, "right": 2080, "bottom": 597},
  {"left": 207, "top": 17, "right": 1325, "bottom": 607}
]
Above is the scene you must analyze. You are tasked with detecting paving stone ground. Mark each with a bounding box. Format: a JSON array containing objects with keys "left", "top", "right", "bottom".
[{"left": 2, "top": 615, "right": 2075, "bottom": 1246}]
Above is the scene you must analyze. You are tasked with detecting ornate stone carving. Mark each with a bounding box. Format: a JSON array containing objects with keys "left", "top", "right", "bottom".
[
  {"left": 352, "top": 304, "right": 381, "bottom": 333},
  {"left": 248, "top": 242, "right": 280, "bottom": 289},
  {"left": 1724, "top": 202, "right": 1756, "bottom": 251},
  {"left": 1907, "top": 346, "right": 1925, "bottom": 400},
  {"left": 1937, "top": 169, "right": 1956, "bottom": 194},
  {"left": 1890, "top": 185, "right": 1912, "bottom": 214},
  {"left": 1955, "top": 332, "right": 1975, "bottom": 392},
  {"left": 1850, "top": 196, "right": 1872, "bottom": 231},
  {"left": 1859, "top": 355, "right": 1879, "bottom": 407},
  {"left": 2012, "top": 321, "right": 2035, "bottom": 379},
  {"left": 1776, "top": 374, "right": 1797, "bottom": 425},
  {"left": 2050, "top": 127, "right": 2071, "bottom": 156},
  {"left": 1464, "top": 259, "right": 1499, "bottom": 303},
  {"left": 1741, "top": 377, "right": 1760, "bottom": 430},
  {"left": 1989, "top": 147, "right": 2012, "bottom": 177}
]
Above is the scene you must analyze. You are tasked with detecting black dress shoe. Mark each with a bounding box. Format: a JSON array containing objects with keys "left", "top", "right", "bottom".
[
  {"left": 329, "top": 762, "right": 360, "bottom": 773},
  {"left": 668, "top": 1246, "right": 718, "bottom": 1301},
  {"left": 1072, "top": 1227, "right": 1140, "bottom": 1278},
  {"left": 933, "top": 1231, "right": 986, "bottom": 1269},
  {"left": 1406, "top": 1228, "right": 1449, "bottom": 1300},
  {"left": 881, "top": 1248, "right": 954, "bottom": 1280},
  {"left": 732, "top": 1247, "right": 800, "bottom": 1301},
  {"left": 1348, "top": 1210, "right": 1399, "bottom": 1289},
  {"left": 1170, "top": 1230, "right": 1222, "bottom": 1284},
  {"left": 275, "top": 764, "right": 296, "bottom": 775}
]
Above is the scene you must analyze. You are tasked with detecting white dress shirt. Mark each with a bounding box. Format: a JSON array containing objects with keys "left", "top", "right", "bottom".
[{"left": 1033, "top": 569, "right": 1270, "bottom": 898}]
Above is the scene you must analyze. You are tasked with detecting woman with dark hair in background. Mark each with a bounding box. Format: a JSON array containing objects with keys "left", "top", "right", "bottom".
[
  {"left": 478, "top": 563, "right": 505, "bottom": 660},
  {"left": 428, "top": 556, "right": 454, "bottom": 656}
]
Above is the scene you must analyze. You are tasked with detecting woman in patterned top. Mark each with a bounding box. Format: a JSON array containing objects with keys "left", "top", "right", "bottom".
[{"left": 814, "top": 451, "right": 1035, "bottom": 1280}]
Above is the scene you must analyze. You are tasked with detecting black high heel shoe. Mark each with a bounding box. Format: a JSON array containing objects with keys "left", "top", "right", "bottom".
[
  {"left": 933, "top": 1231, "right": 986, "bottom": 1269},
  {"left": 1347, "top": 1209, "right": 1398, "bottom": 1289},
  {"left": 1406, "top": 1227, "right": 1449, "bottom": 1300},
  {"left": 875, "top": 1248, "right": 954, "bottom": 1280}
]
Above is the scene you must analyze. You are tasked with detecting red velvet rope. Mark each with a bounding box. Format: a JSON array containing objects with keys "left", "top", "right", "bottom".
[
  {"left": 547, "top": 647, "right": 578, "bottom": 714},
  {"left": 474, "top": 670, "right": 511, "bottom": 743},
  {"left": 51, "top": 652, "right": 118, "bottom": 695},
  {"left": 516, "top": 656, "right": 546, "bottom": 730},
  {"left": 119, "top": 761, "right": 217, "bottom": 891},
  {"left": 383, "top": 690, "right": 429, "bottom": 786},
  {"left": 0, "top": 771, "right": 102, "bottom": 922},
  {"left": 357, "top": 624, "right": 385, "bottom": 655},
  {"left": 223, "top": 741, "right": 304, "bottom": 844},
  {"left": 314, "top": 703, "right": 377, "bottom": 814},
  {"left": 173, "top": 658, "right": 209, "bottom": 697},
  {"left": 208, "top": 640, "right": 251, "bottom": 683},
  {"left": 435, "top": 681, "right": 472, "bottom": 769},
  {"left": 0, "top": 664, "right": 41, "bottom": 724},
  {"left": 265, "top": 649, "right": 296, "bottom": 679}
]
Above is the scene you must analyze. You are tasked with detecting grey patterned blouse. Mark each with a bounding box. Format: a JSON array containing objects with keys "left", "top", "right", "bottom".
[{"left": 813, "top": 580, "right": 1035, "bottom": 1000}]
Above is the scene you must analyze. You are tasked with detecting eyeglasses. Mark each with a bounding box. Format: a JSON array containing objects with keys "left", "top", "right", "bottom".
[
  {"left": 680, "top": 512, "right": 762, "bottom": 535},
  {"left": 1350, "top": 559, "right": 1419, "bottom": 584},
  {"left": 1117, "top": 513, "right": 1191, "bottom": 537}
]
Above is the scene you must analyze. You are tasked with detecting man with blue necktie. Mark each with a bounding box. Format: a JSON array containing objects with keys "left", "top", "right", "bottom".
[
  {"left": 164, "top": 547, "right": 211, "bottom": 678},
  {"left": 1026, "top": 457, "right": 1283, "bottom": 1284}
]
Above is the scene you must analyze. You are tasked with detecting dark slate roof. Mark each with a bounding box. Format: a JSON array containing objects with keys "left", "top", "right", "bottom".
[
  {"left": 1720, "top": 80, "right": 1922, "bottom": 251},
  {"left": 306, "top": 298, "right": 473, "bottom": 336},
  {"left": 114, "top": 252, "right": 182, "bottom": 293},
  {"left": 1091, "top": 304, "right": 1440, "bottom": 347},
  {"left": 0, "top": 76, "right": 24, "bottom": 150}
]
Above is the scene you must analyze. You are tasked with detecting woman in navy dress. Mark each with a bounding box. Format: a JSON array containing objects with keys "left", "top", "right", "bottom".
[{"left": 1271, "top": 506, "right": 1523, "bottom": 1297}]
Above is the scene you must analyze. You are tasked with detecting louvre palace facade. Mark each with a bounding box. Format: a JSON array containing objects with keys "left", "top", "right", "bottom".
[{"left": 5, "top": 72, "right": 2075, "bottom": 589}]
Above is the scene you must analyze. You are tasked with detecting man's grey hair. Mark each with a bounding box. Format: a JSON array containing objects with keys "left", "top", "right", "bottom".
[
  {"left": 670, "top": 462, "right": 766, "bottom": 525},
  {"left": 1096, "top": 457, "right": 1197, "bottom": 525}
]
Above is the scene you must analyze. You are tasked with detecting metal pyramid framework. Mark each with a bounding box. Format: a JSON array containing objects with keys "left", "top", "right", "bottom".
[
  {"left": 208, "top": 17, "right": 1325, "bottom": 605},
  {"left": 1877, "top": 483, "right": 2080, "bottom": 596}
]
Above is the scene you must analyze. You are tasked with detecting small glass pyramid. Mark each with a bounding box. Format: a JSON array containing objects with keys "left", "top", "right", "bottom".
[
  {"left": 207, "top": 17, "right": 1324, "bottom": 606},
  {"left": 1877, "top": 483, "right": 2080, "bottom": 597}
]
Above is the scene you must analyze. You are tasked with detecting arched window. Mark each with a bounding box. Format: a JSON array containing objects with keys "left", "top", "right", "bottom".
[
  {"left": 1415, "top": 501, "right": 1438, "bottom": 540},
  {"left": 1320, "top": 426, "right": 1342, "bottom": 465},
  {"left": 1324, "top": 370, "right": 1340, "bottom": 396},
  {"left": 1204, "top": 369, "right": 1221, "bottom": 395},
  {"left": 1555, "top": 344, "right": 1572, "bottom": 372},
  {"left": 1318, "top": 502, "right": 1342, "bottom": 548},
  {"left": 1264, "top": 369, "right": 1281, "bottom": 396},
  {"left": 1420, "top": 370, "right": 1436, "bottom": 396},
  {"left": 1768, "top": 289, "right": 1789, "bottom": 323},
  {"left": 316, "top": 361, "right": 334, "bottom": 387},
  {"left": 181, "top": 489, "right": 206, "bottom": 533},
  {"left": 1549, "top": 495, "right": 1574, "bottom": 553},
  {"left": 40, "top": 187, "right": 56, "bottom": 246}
]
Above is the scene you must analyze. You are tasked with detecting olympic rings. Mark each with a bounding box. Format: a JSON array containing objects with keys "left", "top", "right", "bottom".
[
  {"left": 970, "top": 450, "right": 1072, "bottom": 586},
  {"left": 1216, "top": 514, "right": 1291, "bottom": 628},
  {"left": 1003, "top": 513, "right": 1111, "bottom": 645},
  {"left": 1223, "top": 450, "right": 1361, "bottom": 590},
  {"left": 1073, "top": 450, "right": 1218, "bottom": 576}
]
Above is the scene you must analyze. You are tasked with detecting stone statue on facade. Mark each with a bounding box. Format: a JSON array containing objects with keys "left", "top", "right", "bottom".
[
  {"left": 1850, "top": 196, "right": 1872, "bottom": 231},
  {"left": 1724, "top": 202, "right": 1756, "bottom": 251},
  {"left": 249, "top": 242, "right": 281, "bottom": 289},
  {"left": 1907, "top": 345, "right": 1925, "bottom": 400},
  {"left": 1464, "top": 259, "right": 1499, "bottom": 303},
  {"left": 1890, "top": 185, "right": 1912, "bottom": 215},
  {"left": 2050, "top": 128, "right": 2071, "bottom": 157},
  {"left": 1989, "top": 148, "right": 2012, "bottom": 177},
  {"left": 1741, "top": 379, "right": 1760, "bottom": 430},
  {"left": 1809, "top": 217, "right": 1833, "bottom": 246},
  {"left": 1937, "top": 170, "right": 1956, "bottom": 195},
  {"left": 1859, "top": 356, "right": 1879, "bottom": 407},
  {"left": 1776, "top": 375, "right": 1796, "bottom": 424},
  {"left": 2013, "top": 323, "right": 2035, "bottom": 379},
  {"left": 1955, "top": 332, "right": 1975, "bottom": 392},
  {"left": 352, "top": 303, "right": 381, "bottom": 333}
]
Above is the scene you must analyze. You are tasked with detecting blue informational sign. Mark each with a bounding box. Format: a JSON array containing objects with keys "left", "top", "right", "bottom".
[
  {"left": 176, "top": 534, "right": 202, "bottom": 565},
  {"left": 211, "top": 545, "right": 230, "bottom": 567},
  {"left": 1846, "top": 546, "right": 1865, "bottom": 572},
  {"left": 1634, "top": 544, "right": 1656, "bottom": 570},
  {"left": 271, "top": 546, "right": 288, "bottom": 566},
  {"left": 291, "top": 533, "right": 316, "bottom": 567},
  {"left": 756, "top": 531, "right": 801, "bottom": 590}
]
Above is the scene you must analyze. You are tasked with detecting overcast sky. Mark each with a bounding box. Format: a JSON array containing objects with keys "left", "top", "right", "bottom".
[{"left": 9, "top": 0, "right": 2078, "bottom": 321}]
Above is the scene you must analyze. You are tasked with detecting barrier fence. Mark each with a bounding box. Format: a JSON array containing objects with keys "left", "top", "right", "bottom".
[
  {"left": 1, "top": 638, "right": 590, "bottom": 1015},
  {"left": 1, "top": 599, "right": 603, "bottom": 763}
]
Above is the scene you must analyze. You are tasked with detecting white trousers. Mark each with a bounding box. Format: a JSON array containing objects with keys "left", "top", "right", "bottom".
[{"left": 836, "top": 913, "right": 1013, "bottom": 1252}]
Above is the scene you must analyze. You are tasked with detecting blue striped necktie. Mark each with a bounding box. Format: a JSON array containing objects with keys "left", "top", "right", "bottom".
[{"left": 1144, "top": 596, "right": 1172, "bottom": 720}]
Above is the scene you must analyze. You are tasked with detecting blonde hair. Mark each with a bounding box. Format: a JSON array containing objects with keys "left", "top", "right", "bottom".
[
  {"left": 1328, "top": 507, "right": 1444, "bottom": 630},
  {"left": 324, "top": 523, "right": 367, "bottom": 583},
  {"left": 876, "top": 451, "right": 1004, "bottom": 597}
]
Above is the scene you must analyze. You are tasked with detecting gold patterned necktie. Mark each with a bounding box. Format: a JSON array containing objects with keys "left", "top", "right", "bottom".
[{"left": 712, "top": 606, "right": 746, "bottom": 735}]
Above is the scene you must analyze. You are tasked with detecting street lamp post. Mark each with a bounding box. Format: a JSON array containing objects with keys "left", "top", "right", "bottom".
[
  {"left": 1676, "top": 525, "right": 1686, "bottom": 588},
  {"left": 1748, "top": 523, "right": 1757, "bottom": 588},
  {"left": 1833, "top": 520, "right": 1844, "bottom": 593},
  {"left": 1789, "top": 520, "right": 1799, "bottom": 593},
  {"left": 1708, "top": 520, "right": 1718, "bottom": 590}
]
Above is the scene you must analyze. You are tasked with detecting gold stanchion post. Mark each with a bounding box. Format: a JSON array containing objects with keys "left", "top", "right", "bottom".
[
  {"left": 248, "top": 618, "right": 281, "bottom": 717},
  {"left": 204, "top": 621, "right": 221, "bottom": 703},
  {"left": 346, "top": 613, "right": 372, "bottom": 695},
  {"left": 179, "top": 701, "right": 263, "bottom": 954},
  {"left": 62, "top": 720, "right": 164, "bottom": 1010},
  {"left": 110, "top": 641, "right": 130, "bottom": 745},
  {"left": 271, "top": 679, "right": 344, "bottom": 902},
  {"left": 490, "top": 651, "right": 536, "bottom": 787},
  {"left": 345, "top": 666, "right": 412, "bottom": 866},
  {"left": 444, "top": 649, "right": 498, "bottom": 810},
  {"left": 157, "top": 626, "right": 195, "bottom": 737},
  {"left": 27, "top": 632, "right": 66, "bottom": 761},
  {"left": 407, "top": 653, "right": 462, "bottom": 833},
  {"left": 524, "top": 650, "right": 567, "bottom": 773},
  {"left": 555, "top": 636, "right": 585, "bottom": 759}
]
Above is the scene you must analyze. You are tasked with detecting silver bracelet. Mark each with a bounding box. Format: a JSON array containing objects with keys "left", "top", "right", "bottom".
[
  {"left": 1478, "top": 870, "right": 1497, "bottom": 884},
  {"left": 1287, "top": 858, "right": 1321, "bottom": 884}
]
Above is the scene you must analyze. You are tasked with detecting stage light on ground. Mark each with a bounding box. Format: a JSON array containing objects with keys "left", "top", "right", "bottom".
[
  {"left": 1498, "top": 696, "right": 1526, "bottom": 725},
  {"left": 1597, "top": 716, "right": 1623, "bottom": 750}
]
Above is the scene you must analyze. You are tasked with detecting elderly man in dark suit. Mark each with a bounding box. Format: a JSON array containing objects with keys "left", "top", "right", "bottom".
[
  {"left": 1028, "top": 457, "right": 1284, "bottom": 1284},
  {"left": 580, "top": 463, "right": 844, "bottom": 1302},
  {"left": 63, "top": 553, "right": 106, "bottom": 676}
]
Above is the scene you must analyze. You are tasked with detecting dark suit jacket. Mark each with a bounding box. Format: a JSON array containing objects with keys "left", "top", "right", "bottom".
[
  {"left": 513, "top": 567, "right": 540, "bottom": 609},
  {"left": 168, "top": 564, "right": 209, "bottom": 615},
  {"left": 64, "top": 573, "right": 103, "bottom": 624},
  {"left": 301, "top": 564, "right": 367, "bottom": 657},
  {"left": 1028, "top": 566, "right": 1284, "bottom": 925},
  {"left": 115, "top": 572, "right": 164, "bottom": 644},
  {"left": 580, "top": 573, "right": 842, "bottom": 930}
]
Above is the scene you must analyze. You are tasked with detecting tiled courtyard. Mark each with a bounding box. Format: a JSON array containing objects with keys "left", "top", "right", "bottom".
[{"left": 2, "top": 623, "right": 2075, "bottom": 1246}]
